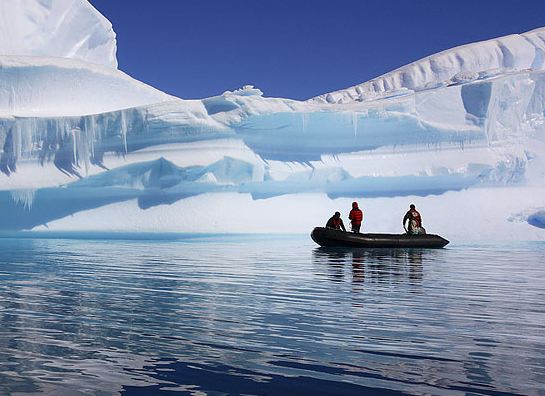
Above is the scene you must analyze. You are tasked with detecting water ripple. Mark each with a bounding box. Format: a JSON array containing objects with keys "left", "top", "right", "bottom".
[{"left": 0, "top": 238, "right": 544, "bottom": 395}]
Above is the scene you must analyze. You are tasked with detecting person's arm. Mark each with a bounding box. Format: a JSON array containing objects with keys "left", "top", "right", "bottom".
[
  {"left": 340, "top": 220, "right": 346, "bottom": 232},
  {"left": 403, "top": 212, "right": 409, "bottom": 227}
]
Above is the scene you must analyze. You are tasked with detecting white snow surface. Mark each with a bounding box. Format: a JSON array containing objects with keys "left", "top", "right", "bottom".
[
  {"left": 0, "top": 1, "right": 544, "bottom": 240},
  {"left": 32, "top": 188, "right": 545, "bottom": 241},
  {"left": 312, "top": 27, "right": 545, "bottom": 104},
  {"left": 0, "top": 55, "right": 176, "bottom": 117},
  {"left": 0, "top": 0, "right": 117, "bottom": 68}
]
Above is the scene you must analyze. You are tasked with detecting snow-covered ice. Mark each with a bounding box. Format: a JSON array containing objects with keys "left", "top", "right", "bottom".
[
  {"left": 0, "top": 0, "right": 117, "bottom": 68},
  {"left": 311, "top": 27, "right": 545, "bottom": 104},
  {"left": 0, "top": 0, "right": 544, "bottom": 240},
  {"left": 0, "top": 55, "right": 176, "bottom": 117}
]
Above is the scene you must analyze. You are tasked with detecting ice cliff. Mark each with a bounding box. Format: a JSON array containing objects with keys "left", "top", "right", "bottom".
[{"left": 0, "top": 0, "right": 544, "bottom": 240}]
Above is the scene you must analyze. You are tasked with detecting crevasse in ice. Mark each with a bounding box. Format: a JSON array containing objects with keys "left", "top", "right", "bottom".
[{"left": 0, "top": 0, "right": 544, "bottom": 239}]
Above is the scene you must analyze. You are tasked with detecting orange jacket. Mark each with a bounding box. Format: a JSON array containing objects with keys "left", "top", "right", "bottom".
[
  {"left": 326, "top": 216, "right": 346, "bottom": 231},
  {"left": 349, "top": 208, "right": 363, "bottom": 224}
]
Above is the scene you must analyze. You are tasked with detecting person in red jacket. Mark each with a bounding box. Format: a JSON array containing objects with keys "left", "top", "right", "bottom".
[
  {"left": 348, "top": 201, "right": 363, "bottom": 233},
  {"left": 403, "top": 204, "right": 426, "bottom": 235},
  {"left": 326, "top": 211, "right": 346, "bottom": 231}
]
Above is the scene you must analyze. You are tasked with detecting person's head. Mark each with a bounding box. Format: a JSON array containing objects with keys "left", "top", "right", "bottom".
[
  {"left": 410, "top": 204, "right": 415, "bottom": 210},
  {"left": 334, "top": 211, "right": 341, "bottom": 218},
  {"left": 352, "top": 201, "right": 358, "bottom": 209}
]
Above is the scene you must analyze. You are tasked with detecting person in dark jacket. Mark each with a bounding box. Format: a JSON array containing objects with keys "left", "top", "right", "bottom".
[
  {"left": 403, "top": 204, "right": 426, "bottom": 235},
  {"left": 348, "top": 201, "right": 363, "bottom": 233},
  {"left": 326, "top": 211, "right": 346, "bottom": 231}
]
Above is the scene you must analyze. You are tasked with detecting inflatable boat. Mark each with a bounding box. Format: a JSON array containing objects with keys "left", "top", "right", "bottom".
[{"left": 311, "top": 227, "right": 449, "bottom": 248}]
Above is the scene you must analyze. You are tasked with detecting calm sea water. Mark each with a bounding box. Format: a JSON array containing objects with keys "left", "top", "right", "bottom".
[{"left": 0, "top": 235, "right": 544, "bottom": 395}]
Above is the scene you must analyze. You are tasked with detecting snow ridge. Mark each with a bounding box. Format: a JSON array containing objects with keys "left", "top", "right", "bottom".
[{"left": 311, "top": 27, "right": 545, "bottom": 104}]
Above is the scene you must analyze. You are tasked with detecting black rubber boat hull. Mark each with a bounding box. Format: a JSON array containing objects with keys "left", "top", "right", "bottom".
[{"left": 311, "top": 227, "right": 449, "bottom": 248}]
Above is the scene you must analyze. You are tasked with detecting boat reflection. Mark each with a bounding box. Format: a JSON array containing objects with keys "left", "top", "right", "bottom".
[{"left": 312, "top": 247, "right": 425, "bottom": 285}]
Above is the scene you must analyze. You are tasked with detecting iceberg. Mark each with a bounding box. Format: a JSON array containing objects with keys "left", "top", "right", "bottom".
[{"left": 0, "top": 0, "right": 544, "bottom": 240}]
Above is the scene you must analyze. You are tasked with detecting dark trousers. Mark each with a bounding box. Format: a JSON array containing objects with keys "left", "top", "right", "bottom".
[{"left": 351, "top": 223, "right": 361, "bottom": 233}]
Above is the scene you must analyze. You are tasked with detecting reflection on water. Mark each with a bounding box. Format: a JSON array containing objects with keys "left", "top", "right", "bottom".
[
  {"left": 313, "top": 247, "right": 424, "bottom": 285},
  {"left": 0, "top": 237, "right": 544, "bottom": 395}
]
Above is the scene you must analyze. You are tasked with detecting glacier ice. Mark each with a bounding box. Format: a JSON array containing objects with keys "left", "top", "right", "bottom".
[
  {"left": 0, "top": 0, "right": 117, "bottom": 68},
  {"left": 0, "top": 2, "right": 544, "bottom": 240},
  {"left": 0, "top": 56, "right": 175, "bottom": 117},
  {"left": 311, "top": 28, "right": 545, "bottom": 104},
  {"left": 528, "top": 211, "right": 545, "bottom": 228}
]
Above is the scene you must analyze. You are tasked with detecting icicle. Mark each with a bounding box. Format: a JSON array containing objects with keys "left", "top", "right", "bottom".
[
  {"left": 120, "top": 109, "right": 128, "bottom": 153},
  {"left": 301, "top": 112, "right": 308, "bottom": 132},
  {"left": 10, "top": 189, "right": 36, "bottom": 211},
  {"left": 83, "top": 114, "right": 97, "bottom": 173},
  {"left": 72, "top": 127, "right": 78, "bottom": 166},
  {"left": 352, "top": 112, "right": 358, "bottom": 137},
  {"left": 13, "top": 120, "right": 22, "bottom": 161},
  {"left": 87, "top": 114, "right": 96, "bottom": 159},
  {"left": 8, "top": 86, "right": 15, "bottom": 114}
]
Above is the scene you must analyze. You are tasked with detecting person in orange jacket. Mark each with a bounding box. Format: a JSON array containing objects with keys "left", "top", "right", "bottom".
[
  {"left": 348, "top": 201, "right": 363, "bottom": 233},
  {"left": 326, "top": 211, "right": 346, "bottom": 231}
]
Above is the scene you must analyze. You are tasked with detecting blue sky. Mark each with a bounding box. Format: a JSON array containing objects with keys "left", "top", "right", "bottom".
[{"left": 89, "top": 0, "right": 545, "bottom": 100}]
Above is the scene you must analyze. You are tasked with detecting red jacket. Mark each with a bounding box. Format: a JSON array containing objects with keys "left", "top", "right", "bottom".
[
  {"left": 326, "top": 216, "right": 346, "bottom": 231},
  {"left": 349, "top": 208, "right": 363, "bottom": 225}
]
